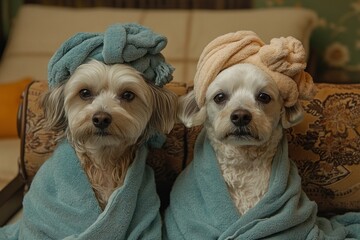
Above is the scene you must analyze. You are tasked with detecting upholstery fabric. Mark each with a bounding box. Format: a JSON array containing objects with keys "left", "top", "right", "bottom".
[{"left": 286, "top": 83, "right": 360, "bottom": 213}]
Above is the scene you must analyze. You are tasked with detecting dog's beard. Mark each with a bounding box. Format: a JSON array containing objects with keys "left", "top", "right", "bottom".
[{"left": 226, "top": 126, "right": 257, "bottom": 139}]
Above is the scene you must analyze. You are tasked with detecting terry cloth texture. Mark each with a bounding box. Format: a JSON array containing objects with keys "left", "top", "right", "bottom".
[
  {"left": 0, "top": 140, "right": 162, "bottom": 240},
  {"left": 48, "top": 23, "right": 174, "bottom": 89},
  {"left": 163, "top": 129, "right": 360, "bottom": 240},
  {"left": 193, "top": 31, "right": 316, "bottom": 108}
]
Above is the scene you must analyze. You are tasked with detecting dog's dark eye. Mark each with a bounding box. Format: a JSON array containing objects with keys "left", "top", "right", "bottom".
[
  {"left": 213, "top": 92, "right": 227, "bottom": 104},
  {"left": 257, "top": 92, "right": 271, "bottom": 104},
  {"left": 121, "top": 91, "right": 135, "bottom": 101},
  {"left": 79, "top": 89, "right": 92, "bottom": 100}
]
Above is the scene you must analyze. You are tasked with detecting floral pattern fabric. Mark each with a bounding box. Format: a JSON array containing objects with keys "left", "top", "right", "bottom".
[{"left": 286, "top": 83, "right": 360, "bottom": 213}]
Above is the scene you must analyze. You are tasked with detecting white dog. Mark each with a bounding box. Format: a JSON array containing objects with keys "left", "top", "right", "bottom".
[
  {"left": 41, "top": 59, "right": 177, "bottom": 209},
  {"left": 162, "top": 32, "right": 356, "bottom": 240},
  {"left": 178, "top": 63, "right": 304, "bottom": 215}
]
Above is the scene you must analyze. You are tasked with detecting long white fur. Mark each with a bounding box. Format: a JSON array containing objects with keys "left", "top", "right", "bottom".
[
  {"left": 41, "top": 60, "right": 177, "bottom": 209},
  {"left": 178, "top": 63, "right": 304, "bottom": 215}
]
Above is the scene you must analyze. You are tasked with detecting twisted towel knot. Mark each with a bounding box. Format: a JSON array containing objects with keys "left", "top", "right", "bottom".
[
  {"left": 48, "top": 23, "right": 174, "bottom": 89},
  {"left": 193, "top": 31, "right": 316, "bottom": 108}
]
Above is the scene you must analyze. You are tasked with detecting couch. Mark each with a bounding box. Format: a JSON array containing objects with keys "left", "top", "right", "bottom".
[{"left": 0, "top": 1, "right": 359, "bottom": 226}]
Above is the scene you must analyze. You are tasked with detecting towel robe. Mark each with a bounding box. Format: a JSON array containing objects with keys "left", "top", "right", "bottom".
[
  {"left": 163, "top": 129, "right": 360, "bottom": 240},
  {"left": 0, "top": 140, "right": 162, "bottom": 240}
]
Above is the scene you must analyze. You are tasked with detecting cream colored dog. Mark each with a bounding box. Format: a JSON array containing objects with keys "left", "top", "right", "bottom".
[
  {"left": 179, "top": 63, "right": 305, "bottom": 214},
  {"left": 41, "top": 60, "right": 177, "bottom": 209},
  {"left": 176, "top": 31, "right": 316, "bottom": 215}
]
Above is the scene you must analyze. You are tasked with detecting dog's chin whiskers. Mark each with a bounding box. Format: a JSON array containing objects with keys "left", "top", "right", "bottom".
[
  {"left": 224, "top": 126, "right": 259, "bottom": 141},
  {"left": 94, "top": 130, "right": 111, "bottom": 137},
  {"left": 228, "top": 129, "right": 251, "bottom": 137}
]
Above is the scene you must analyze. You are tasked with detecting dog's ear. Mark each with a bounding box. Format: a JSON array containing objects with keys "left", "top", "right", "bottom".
[
  {"left": 281, "top": 101, "right": 304, "bottom": 129},
  {"left": 39, "top": 84, "right": 67, "bottom": 132},
  {"left": 148, "top": 85, "right": 178, "bottom": 134},
  {"left": 177, "top": 90, "right": 207, "bottom": 127}
]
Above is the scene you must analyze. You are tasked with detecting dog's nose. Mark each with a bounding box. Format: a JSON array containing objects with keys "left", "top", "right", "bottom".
[
  {"left": 230, "top": 109, "right": 252, "bottom": 126},
  {"left": 92, "top": 112, "right": 112, "bottom": 129}
]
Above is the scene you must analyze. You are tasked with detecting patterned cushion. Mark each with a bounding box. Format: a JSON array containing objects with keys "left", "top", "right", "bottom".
[
  {"left": 18, "top": 81, "right": 63, "bottom": 181},
  {"left": 286, "top": 83, "right": 360, "bottom": 213}
]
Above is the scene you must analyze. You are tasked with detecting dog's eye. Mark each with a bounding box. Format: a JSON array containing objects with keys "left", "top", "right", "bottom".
[
  {"left": 257, "top": 92, "right": 271, "bottom": 104},
  {"left": 213, "top": 93, "right": 227, "bottom": 104},
  {"left": 79, "top": 89, "right": 92, "bottom": 100},
  {"left": 120, "top": 91, "right": 135, "bottom": 101}
]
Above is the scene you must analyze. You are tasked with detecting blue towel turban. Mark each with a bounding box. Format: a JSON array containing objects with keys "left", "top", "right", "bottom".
[{"left": 48, "top": 23, "right": 174, "bottom": 89}]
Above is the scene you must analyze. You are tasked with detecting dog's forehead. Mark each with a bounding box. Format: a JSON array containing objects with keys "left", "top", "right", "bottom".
[
  {"left": 66, "top": 62, "right": 148, "bottom": 92},
  {"left": 212, "top": 63, "right": 275, "bottom": 90}
]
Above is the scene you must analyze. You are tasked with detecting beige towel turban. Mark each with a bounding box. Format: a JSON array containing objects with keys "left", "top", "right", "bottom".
[{"left": 193, "top": 31, "right": 316, "bottom": 108}]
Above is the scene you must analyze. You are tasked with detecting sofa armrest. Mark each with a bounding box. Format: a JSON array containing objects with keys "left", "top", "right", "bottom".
[{"left": 0, "top": 174, "right": 25, "bottom": 226}]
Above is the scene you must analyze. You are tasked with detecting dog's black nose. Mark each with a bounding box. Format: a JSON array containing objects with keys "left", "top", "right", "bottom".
[
  {"left": 92, "top": 112, "right": 112, "bottom": 129},
  {"left": 230, "top": 109, "right": 252, "bottom": 126}
]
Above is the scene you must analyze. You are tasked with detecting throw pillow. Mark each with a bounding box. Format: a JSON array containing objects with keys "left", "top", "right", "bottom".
[
  {"left": 0, "top": 78, "right": 32, "bottom": 138},
  {"left": 286, "top": 83, "right": 360, "bottom": 214}
]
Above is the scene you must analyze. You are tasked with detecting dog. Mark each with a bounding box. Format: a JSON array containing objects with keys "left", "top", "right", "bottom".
[
  {"left": 162, "top": 32, "right": 351, "bottom": 240},
  {"left": 41, "top": 59, "right": 177, "bottom": 209},
  {"left": 178, "top": 63, "right": 304, "bottom": 215}
]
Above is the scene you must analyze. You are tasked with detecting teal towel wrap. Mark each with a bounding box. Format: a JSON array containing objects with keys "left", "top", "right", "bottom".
[
  {"left": 163, "top": 129, "right": 360, "bottom": 239},
  {"left": 0, "top": 140, "right": 162, "bottom": 239},
  {"left": 48, "top": 23, "right": 174, "bottom": 89}
]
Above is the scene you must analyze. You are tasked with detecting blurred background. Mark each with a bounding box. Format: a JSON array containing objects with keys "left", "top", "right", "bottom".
[{"left": 1, "top": 0, "right": 360, "bottom": 83}]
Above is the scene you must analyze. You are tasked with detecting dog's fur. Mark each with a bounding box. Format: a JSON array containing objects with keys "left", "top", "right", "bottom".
[
  {"left": 179, "top": 63, "right": 304, "bottom": 215},
  {"left": 41, "top": 60, "right": 177, "bottom": 209}
]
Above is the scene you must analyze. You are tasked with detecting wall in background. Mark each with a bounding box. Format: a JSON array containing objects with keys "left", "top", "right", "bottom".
[
  {"left": 254, "top": 0, "right": 360, "bottom": 83},
  {"left": 0, "top": 0, "right": 23, "bottom": 56},
  {"left": 1, "top": 0, "right": 359, "bottom": 83},
  {"left": 0, "top": 0, "right": 250, "bottom": 58}
]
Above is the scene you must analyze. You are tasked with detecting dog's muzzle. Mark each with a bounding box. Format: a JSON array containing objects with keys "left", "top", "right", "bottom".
[
  {"left": 227, "top": 109, "right": 255, "bottom": 139},
  {"left": 230, "top": 109, "right": 252, "bottom": 127},
  {"left": 92, "top": 112, "right": 112, "bottom": 130}
]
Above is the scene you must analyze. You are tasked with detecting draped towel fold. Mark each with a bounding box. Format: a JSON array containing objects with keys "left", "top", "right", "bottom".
[
  {"left": 164, "top": 129, "right": 360, "bottom": 240},
  {"left": 0, "top": 141, "right": 162, "bottom": 240}
]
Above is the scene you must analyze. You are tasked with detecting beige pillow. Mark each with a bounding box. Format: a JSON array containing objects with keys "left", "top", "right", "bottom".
[{"left": 0, "top": 5, "right": 317, "bottom": 86}]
